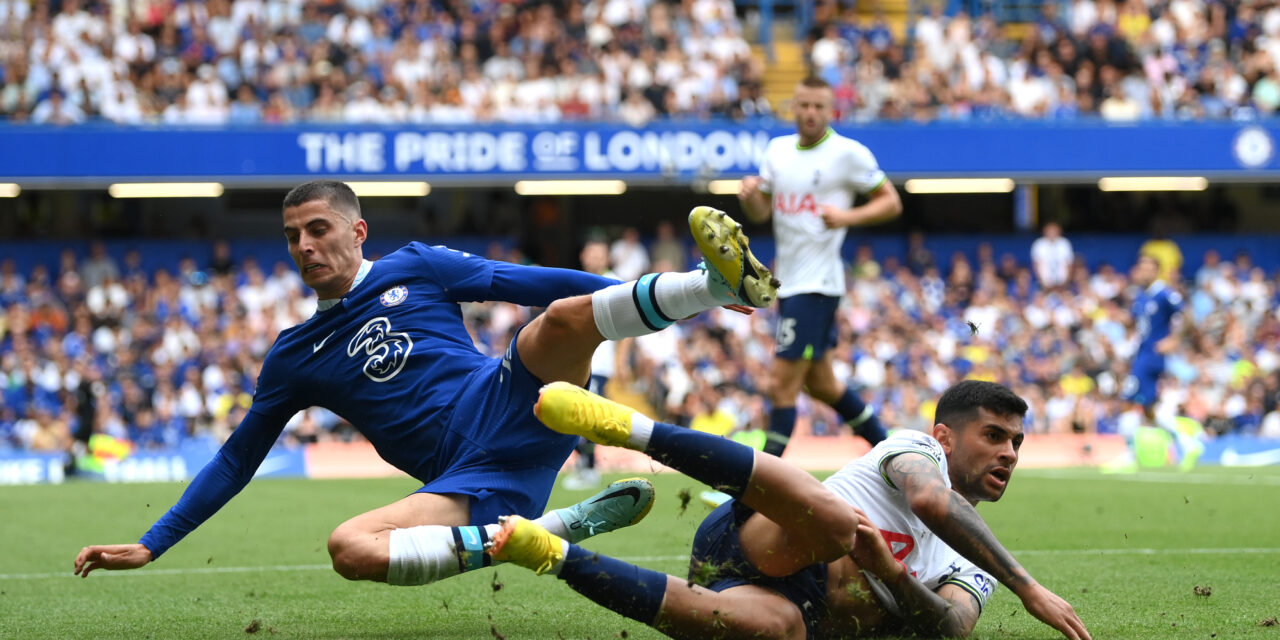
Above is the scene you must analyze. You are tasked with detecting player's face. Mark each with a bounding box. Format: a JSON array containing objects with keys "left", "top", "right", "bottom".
[
  {"left": 283, "top": 199, "right": 367, "bottom": 299},
  {"left": 940, "top": 408, "right": 1023, "bottom": 503},
  {"left": 792, "top": 85, "right": 834, "bottom": 142},
  {"left": 1132, "top": 258, "right": 1157, "bottom": 287}
]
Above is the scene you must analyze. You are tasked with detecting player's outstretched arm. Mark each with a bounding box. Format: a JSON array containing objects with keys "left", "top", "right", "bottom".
[
  {"left": 885, "top": 454, "right": 1091, "bottom": 640},
  {"left": 736, "top": 176, "right": 772, "bottom": 223},
  {"left": 850, "top": 507, "right": 980, "bottom": 638},
  {"left": 73, "top": 543, "right": 153, "bottom": 578}
]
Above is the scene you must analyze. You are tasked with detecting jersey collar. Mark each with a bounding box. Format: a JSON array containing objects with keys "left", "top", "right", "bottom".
[
  {"left": 316, "top": 259, "right": 373, "bottom": 312},
  {"left": 796, "top": 127, "right": 833, "bottom": 150}
]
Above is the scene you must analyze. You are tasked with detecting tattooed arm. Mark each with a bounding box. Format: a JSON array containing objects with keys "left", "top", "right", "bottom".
[
  {"left": 849, "top": 506, "right": 981, "bottom": 638},
  {"left": 883, "top": 452, "right": 1091, "bottom": 640}
]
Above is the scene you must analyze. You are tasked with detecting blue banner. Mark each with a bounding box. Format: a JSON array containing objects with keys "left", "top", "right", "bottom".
[
  {"left": 1200, "top": 435, "right": 1280, "bottom": 466},
  {"left": 0, "top": 440, "right": 308, "bottom": 484},
  {"left": 3, "top": 121, "right": 1279, "bottom": 185}
]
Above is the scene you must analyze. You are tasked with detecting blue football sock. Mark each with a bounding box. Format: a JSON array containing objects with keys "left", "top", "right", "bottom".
[
  {"left": 763, "top": 406, "right": 797, "bottom": 457},
  {"left": 558, "top": 545, "right": 668, "bottom": 624},
  {"left": 644, "top": 421, "right": 755, "bottom": 497},
  {"left": 833, "top": 389, "right": 886, "bottom": 445}
]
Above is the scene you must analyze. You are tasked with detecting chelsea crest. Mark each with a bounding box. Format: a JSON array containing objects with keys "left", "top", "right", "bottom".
[{"left": 380, "top": 285, "right": 409, "bottom": 307}]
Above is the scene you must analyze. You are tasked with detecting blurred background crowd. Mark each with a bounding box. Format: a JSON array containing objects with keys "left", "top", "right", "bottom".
[
  {"left": 4, "top": 0, "right": 1280, "bottom": 124},
  {"left": 3, "top": 230, "right": 1279, "bottom": 455}
]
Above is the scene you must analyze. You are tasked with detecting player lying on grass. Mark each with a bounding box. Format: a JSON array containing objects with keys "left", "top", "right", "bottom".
[
  {"left": 74, "top": 180, "right": 778, "bottom": 592},
  {"left": 489, "top": 380, "right": 1091, "bottom": 640}
]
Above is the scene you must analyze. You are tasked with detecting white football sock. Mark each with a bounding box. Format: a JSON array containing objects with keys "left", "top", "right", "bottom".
[
  {"left": 386, "top": 524, "right": 501, "bottom": 586},
  {"left": 534, "top": 511, "right": 570, "bottom": 539},
  {"left": 592, "top": 271, "right": 722, "bottom": 341},
  {"left": 627, "top": 412, "right": 654, "bottom": 451},
  {"left": 652, "top": 269, "right": 726, "bottom": 317}
]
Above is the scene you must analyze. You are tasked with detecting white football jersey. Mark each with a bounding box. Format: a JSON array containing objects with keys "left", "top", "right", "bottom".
[
  {"left": 758, "top": 129, "right": 887, "bottom": 298},
  {"left": 822, "top": 430, "right": 999, "bottom": 616}
]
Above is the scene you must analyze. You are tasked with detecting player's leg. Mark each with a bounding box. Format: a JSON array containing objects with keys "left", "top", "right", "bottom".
[
  {"left": 516, "top": 206, "right": 778, "bottom": 387},
  {"left": 765, "top": 294, "right": 842, "bottom": 458},
  {"left": 765, "top": 356, "right": 810, "bottom": 456},
  {"left": 326, "top": 478, "right": 655, "bottom": 585},
  {"left": 536, "top": 383, "right": 861, "bottom": 574},
  {"left": 804, "top": 352, "right": 887, "bottom": 445},
  {"left": 489, "top": 515, "right": 808, "bottom": 640}
]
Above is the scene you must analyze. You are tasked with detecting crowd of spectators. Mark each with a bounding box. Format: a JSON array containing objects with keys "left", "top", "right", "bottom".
[
  {"left": 0, "top": 0, "right": 767, "bottom": 126},
  {"left": 811, "top": 0, "right": 1280, "bottom": 121},
  {"left": 2, "top": 231, "right": 1279, "bottom": 460},
  {"left": 7, "top": 0, "right": 1280, "bottom": 125}
]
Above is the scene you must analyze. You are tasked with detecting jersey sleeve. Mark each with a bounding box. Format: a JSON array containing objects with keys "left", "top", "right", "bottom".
[
  {"left": 845, "top": 140, "right": 888, "bottom": 195},
  {"left": 137, "top": 352, "right": 298, "bottom": 559},
  {"left": 487, "top": 261, "right": 620, "bottom": 307},
  {"left": 402, "top": 242, "right": 497, "bottom": 302},
  {"left": 757, "top": 138, "right": 778, "bottom": 194},
  {"left": 873, "top": 431, "right": 948, "bottom": 490},
  {"left": 941, "top": 561, "right": 999, "bottom": 612}
]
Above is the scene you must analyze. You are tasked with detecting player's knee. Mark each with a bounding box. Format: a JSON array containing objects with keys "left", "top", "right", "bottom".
[
  {"left": 752, "top": 603, "right": 807, "bottom": 640},
  {"left": 541, "top": 297, "right": 592, "bottom": 338},
  {"left": 327, "top": 527, "right": 383, "bottom": 581}
]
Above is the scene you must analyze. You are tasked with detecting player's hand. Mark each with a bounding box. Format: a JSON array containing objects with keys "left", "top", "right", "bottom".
[
  {"left": 849, "top": 507, "right": 903, "bottom": 582},
  {"left": 737, "top": 176, "right": 763, "bottom": 201},
  {"left": 819, "top": 204, "right": 849, "bottom": 229},
  {"left": 1019, "top": 583, "right": 1091, "bottom": 640},
  {"left": 1154, "top": 336, "right": 1176, "bottom": 355},
  {"left": 74, "top": 543, "right": 153, "bottom": 578}
]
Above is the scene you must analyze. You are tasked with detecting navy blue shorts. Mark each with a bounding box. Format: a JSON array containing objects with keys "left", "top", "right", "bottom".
[
  {"left": 690, "top": 500, "right": 828, "bottom": 637},
  {"left": 417, "top": 328, "right": 578, "bottom": 526},
  {"left": 775, "top": 294, "right": 841, "bottom": 361},
  {"left": 1124, "top": 352, "right": 1165, "bottom": 407}
]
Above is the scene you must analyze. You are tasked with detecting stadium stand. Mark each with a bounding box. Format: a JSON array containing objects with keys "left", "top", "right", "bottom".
[
  {"left": 1, "top": 0, "right": 1273, "bottom": 123},
  {"left": 0, "top": 0, "right": 765, "bottom": 124}
]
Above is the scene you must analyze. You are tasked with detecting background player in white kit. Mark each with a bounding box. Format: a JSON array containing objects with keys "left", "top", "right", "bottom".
[
  {"left": 490, "top": 379, "right": 1090, "bottom": 639},
  {"left": 736, "top": 76, "right": 903, "bottom": 463}
]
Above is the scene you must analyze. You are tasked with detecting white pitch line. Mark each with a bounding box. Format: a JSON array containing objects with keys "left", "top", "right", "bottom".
[
  {"left": 1021, "top": 468, "right": 1280, "bottom": 486},
  {"left": 10, "top": 549, "right": 1280, "bottom": 581}
]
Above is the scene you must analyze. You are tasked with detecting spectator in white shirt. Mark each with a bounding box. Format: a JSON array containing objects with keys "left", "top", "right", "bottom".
[
  {"left": 1031, "top": 221, "right": 1074, "bottom": 290},
  {"left": 609, "top": 227, "right": 650, "bottom": 282}
]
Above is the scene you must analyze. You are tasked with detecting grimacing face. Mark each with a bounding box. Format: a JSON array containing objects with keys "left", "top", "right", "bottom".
[
  {"left": 282, "top": 199, "right": 367, "bottom": 300},
  {"left": 792, "top": 84, "right": 834, "bottom": 143},
  {"left": 934, "top": 407, "right": 1024, "bottom": 503}
]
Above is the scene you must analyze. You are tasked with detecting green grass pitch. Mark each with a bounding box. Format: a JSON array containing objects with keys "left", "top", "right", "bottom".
[{"left": 4, "top": 466, "right": 1279, "bottom": 639}]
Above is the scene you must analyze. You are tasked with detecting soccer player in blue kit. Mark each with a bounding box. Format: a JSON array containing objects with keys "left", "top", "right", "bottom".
[
  {"left": 1119, "top": 253, "right": 1199, "bottom": 469},
  {"left": 73, "top": 180, "right": 778, "bottom": 589}
]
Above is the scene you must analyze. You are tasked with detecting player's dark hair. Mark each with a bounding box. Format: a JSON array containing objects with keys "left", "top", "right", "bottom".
[
  {"left": 282, "top": 180, "right": 362, "bottom": 220},
  {"left": 799, "top": 76, "right": 831, "bottom": 90},
  {"left": 934, "top": 380, "right": 1028, "bottom": 429}
]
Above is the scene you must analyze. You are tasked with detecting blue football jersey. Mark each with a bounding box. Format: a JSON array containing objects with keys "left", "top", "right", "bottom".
[
  {"left": 1133, "top": 282, "right": 1183, "bottom": 356},
  {"left": 138, "top": 242, "right": 617, "bottom": 558}
]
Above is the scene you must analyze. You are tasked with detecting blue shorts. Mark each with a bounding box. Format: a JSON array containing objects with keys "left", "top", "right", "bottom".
[
  {"left": 775, "top": 294, "right": 841, "bottom": 361},
  {"left": 1124, "top": 352, "right": 1165, "bottom": 407},
  {"left": 690, "top": 500, "right": 828, "bottom": 637},
  {"left": 417, "top": 328, "right": 578, "bottom": 526}
]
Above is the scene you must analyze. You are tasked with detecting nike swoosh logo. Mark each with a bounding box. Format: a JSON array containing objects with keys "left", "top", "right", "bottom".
[
  {"left": 589, "top": 486, "right": 641, "bottom": 507},
  {"left": 313, "top": 331, "right": 336, "bottom": 353}
]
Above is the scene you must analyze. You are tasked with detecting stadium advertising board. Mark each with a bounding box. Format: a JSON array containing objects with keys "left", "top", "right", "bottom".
[{"left": 3, "top": 122, "right": 1279, "bottom": 185}]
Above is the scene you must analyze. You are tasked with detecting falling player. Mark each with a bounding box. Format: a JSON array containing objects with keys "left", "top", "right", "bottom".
[
  {"left": 491, "top": 380, "right": 1091, "bottom": 640},
  {"left": 74, "top": 180, "right": 777, "bottom": 593}
]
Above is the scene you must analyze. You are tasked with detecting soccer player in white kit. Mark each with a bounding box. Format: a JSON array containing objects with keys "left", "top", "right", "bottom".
[
  {"left": 491, "top": 380, "right": 1091, "bottom": 640},
  {"left": 737, "top": 76, "right": 903, "bottom": 461}
]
